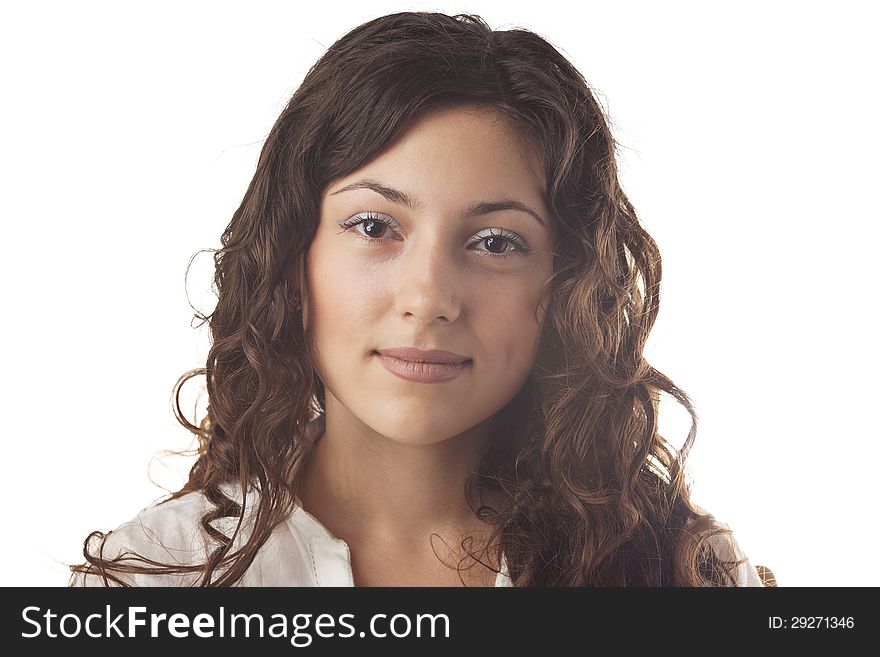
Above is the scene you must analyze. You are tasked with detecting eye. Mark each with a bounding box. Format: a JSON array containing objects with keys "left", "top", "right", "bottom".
[
  {"left": 337, "top": 212, "right": 532, "bottom": 258},
  {"left": 467, "top": 228, "right": 531, "bottom": 258},
  {"left": 337, "top": 212, "right": 400, "bottom": 241}
]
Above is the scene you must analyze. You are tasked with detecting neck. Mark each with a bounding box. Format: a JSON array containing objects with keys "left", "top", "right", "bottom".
[{"left": 296, "top": 397, "right": 502, "bottom": 553}]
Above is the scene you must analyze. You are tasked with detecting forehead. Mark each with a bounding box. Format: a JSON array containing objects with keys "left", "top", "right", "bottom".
[{"left": 326, "top": 106, "right": 547, "bottom": 210}]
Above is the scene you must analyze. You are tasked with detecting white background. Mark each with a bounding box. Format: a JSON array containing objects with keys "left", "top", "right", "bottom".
[{"left": 2, "top": 0, "right": 876, "bottom": 586}]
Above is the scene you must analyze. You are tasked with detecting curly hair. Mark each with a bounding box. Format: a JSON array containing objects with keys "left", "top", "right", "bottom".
[{"left": 71, "top": 11, "right": 747, "bottom": 587}]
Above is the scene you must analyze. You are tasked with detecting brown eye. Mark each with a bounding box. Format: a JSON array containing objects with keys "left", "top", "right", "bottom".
[
  {"left": 362, "top": 219, "right": 386, "bottom": 238},
  {"left": 338, "top": 212, "right": 399, "bottom": 240},
  {"left": 469, "top": 227, "right": 529, "bottom": 258},
  {"left": 483, "top": 234, "right": 509, "bottom": 254}
]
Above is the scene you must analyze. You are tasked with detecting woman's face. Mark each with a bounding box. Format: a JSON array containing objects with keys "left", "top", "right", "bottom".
[{"left": 304, "top": 106, "right": 555, "bottom": 445}]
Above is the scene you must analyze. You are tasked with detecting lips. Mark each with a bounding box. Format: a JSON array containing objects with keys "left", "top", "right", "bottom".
[
  {"left": 374, "top": 347, "right": 470, "bottom": 365},
  {"left": 373, "top": 347, "right": 472, "bottom": 384}
]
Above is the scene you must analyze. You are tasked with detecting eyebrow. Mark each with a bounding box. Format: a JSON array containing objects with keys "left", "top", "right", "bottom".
[{"left": 329, "top": 179, "right": 547, "bottom": 228}]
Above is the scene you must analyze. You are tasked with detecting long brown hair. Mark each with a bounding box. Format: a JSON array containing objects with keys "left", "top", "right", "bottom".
[{"left": 71, "top": 11, "right": 746, "bottom": 586}]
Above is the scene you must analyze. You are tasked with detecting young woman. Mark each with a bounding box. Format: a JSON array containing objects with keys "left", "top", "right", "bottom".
[{"left": 71, "top": 11, "right": 765, "bottom": 587}]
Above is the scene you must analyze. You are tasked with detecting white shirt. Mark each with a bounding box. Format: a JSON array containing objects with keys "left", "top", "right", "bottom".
[
  {"left": 72, "top": 481, "right": 510, "bottom": 587},
  {"left": 73, "top": 487, "right": 764, "bottom": 587},
  {"left": 73, "top": 419, "right": 764, "bottom": 587}
]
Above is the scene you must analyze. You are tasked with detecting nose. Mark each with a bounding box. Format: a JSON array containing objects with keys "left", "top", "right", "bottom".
[{"left": 392, "top": 236, "right": 462, "bottom": 324}]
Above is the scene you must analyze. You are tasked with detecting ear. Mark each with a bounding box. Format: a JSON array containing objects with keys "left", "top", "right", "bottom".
[
  {"left": 290, "top": 254, "right": 309, "bottom": 310},
  {"left": 530, "top": 328, "right": 548, "bottom": 380},
  {"left": 297, "top": 256, "right": 311, "bottom": 329},
  {"left": 530, "top": 279, "right": 558, "bottom": 379}
]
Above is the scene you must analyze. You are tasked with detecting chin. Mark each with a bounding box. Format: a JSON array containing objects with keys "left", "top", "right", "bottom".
[{"left": 368, "top": 413, "right": 464, "bottom": 446}]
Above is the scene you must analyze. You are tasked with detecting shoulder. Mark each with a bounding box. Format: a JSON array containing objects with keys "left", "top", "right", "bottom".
[
  {"left": 72, "top": 483, "right": 255, "bottom": 587},
  {"left": 690, "top": 503, "right": 764, "bottom": 587}
]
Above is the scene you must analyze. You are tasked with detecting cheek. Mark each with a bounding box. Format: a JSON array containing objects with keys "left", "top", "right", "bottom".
[
  {"left": 304, "top": 241, "right": 356, "bottom": 349},
  {"left": 304, "top": 238, "right": 385, "bottom": 353},
  {"left": 475, "top": 282, "right": 545, "bottom": 371}
]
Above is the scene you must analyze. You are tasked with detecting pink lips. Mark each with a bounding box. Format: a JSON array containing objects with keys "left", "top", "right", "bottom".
[{"left": 374, "top": 347, "right": 472, "bottom": 383}]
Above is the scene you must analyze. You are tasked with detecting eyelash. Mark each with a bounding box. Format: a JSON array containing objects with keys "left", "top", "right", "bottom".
[{"left": 336, "top": 212, "right": 532, "bottom": 258}]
